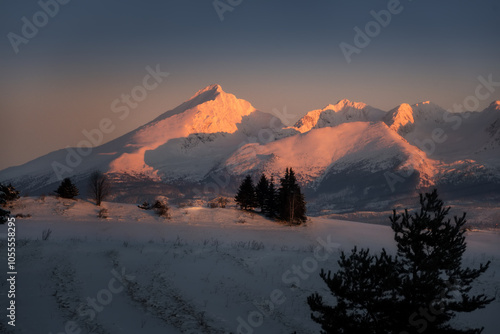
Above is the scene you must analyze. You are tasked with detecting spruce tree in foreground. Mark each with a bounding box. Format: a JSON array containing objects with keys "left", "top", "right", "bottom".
[
  {"left": 55, "top": 177, "right": 79, "bottom": 199},
  {"left": 308, "top": 189, "right": 493, "bottom": 333},
  {"left": 255, "top": 173, "right": 269, "bottom": 211},
  {"left": 390, "top": 190, "right": 493, "bottom": 333},
  {"left": 235, "top": 175, "right": 257, "bottom": 210}
]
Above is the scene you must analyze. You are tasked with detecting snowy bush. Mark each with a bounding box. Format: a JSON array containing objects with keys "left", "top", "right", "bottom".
[
  {"left": 153, "top": 200, "right": 170, "bottom": 218},
  {"left": 207, "top": 196, "right": 230, "bottom": 208},
  {"left": 98, "top": 208, "right": 109, "bottom": 219}
]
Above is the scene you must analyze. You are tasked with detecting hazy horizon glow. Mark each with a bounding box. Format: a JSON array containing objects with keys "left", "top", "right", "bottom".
[{"left": 1, "top": 0, "right": 499, "bottom": 169}]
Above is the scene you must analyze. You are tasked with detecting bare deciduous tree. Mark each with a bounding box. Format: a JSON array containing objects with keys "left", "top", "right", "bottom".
[{"left": 88, "top": 171, "right": 110, "bottom": 206}]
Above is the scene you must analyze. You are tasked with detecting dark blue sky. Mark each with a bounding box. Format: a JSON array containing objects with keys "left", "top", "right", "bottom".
[{"left": 1, "top": 0, "right": 499, "bottom": 169}]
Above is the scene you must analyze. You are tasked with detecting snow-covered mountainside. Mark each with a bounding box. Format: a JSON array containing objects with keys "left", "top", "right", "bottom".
[
  {"left": 293, "top": 99, "right": 385, "bottom": 133},
  {"left": 223, "top": 121, "right": 435, "bottom": 198},
  {"left": 0, "top": 85, "right": 499, "bottom": 212},
  {"left": 383, "top": 103, "right": 416, "bottom": 135},
  {"left": 0, "top": 84, "right": 284, "bottom": 194}
]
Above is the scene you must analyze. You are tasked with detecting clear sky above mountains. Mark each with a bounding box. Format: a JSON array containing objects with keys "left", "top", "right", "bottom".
[{"left": 1, "top": 0, "right": 499, "bottom": 170}]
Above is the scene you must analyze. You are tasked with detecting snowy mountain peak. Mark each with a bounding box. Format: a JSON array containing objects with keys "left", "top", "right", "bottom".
[
  {"left": 332, "top": 98, "right": 369, "bottom": 111},
  {"left": 293, "top": 99, "right": 385, "bottom": 133},
  {"left": 189, "top": 84, "right": 224, "bottom": 100},
  {"left": 107, "top": 84, "right": 257, "bottom": 174},
  {"left": 383, "top": 103, "right": 415, "bottom": 135}
]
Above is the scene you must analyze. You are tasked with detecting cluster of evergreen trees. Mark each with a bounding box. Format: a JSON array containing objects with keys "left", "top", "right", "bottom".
[
  {"left": 308, "top": 190, "right": 494, "bottom": 333},
  {"left": 235, "top": 167, "right": 306, "bottom": 224}
]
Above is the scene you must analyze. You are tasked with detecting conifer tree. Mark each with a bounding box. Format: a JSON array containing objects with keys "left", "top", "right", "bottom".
[
  {"left": 0, "top": 196, "right": 9, "bottom": 224},
  {"left": 0, "top": 183, "right": 20, "bottom": 202},
  {"left": 55, "top": 177, "right": 79, "bottom": 199},
  {"left": 308, "top": 190, "right": 494, "bottom": 333},
  {"left": 255, "top": 173, "right": 269, "bottom": 211},
  {"left": 390, "top": 189, "right": 493, "bottom": 333},
  {"left": 308, "top": 248, "right": 401, "bottom": 333},
  {"left": 235, "top": 175, "right": 257, "bottom": 210},
  {"left": 278, "top": 168, "right": 306, "bottom": 224},
  {"left": 0, "top": 183, "right": 17, "bottom": 224},
  {"left": 264, "top": 176, "right": 278, "bottom": 218},
  {"left": 0, "top": 208, "right": 9, "bottom": 224}
]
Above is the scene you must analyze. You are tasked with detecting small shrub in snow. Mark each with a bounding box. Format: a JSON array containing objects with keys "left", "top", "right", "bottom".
[
  {"left": 138, "top": 201, "right": 151, "bottom": 210},
  {"left": 42, "top": 228, "right": 52, "bottom": 241},
  {"left": 208, "top": 196, "right": 230, "bottom": 208},
  {"left": 137, "top": 200, "right": 170, "bottom": 218},
  {"left": 98, "top": 208, "right": 108, "bottom": 219},
  {"left": 153, "top": 200, "right": 170, "bottom": 218},
  {"left": 207, "top": 201, "right": 218, "bottom": 208}
]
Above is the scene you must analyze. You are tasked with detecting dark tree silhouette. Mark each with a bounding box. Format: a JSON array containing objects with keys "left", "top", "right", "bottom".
[
  {"left": 308, "top": 248, "right": 401, "bottom": 333},
  {"left": 0, "top": 183, "right": 18, "bottom": 224},
  {"left": 264, "top": 175, "right": 278, "bottom": 218},
  {"left": 235, "top": 175, "right": 257, "bottom": 210},
  {"left": 255, "top": 173, "right": 269, "bottom": 211},
  {"left": 390, "top": 189, "right": 493, "bottom": 333},
  {"left": 308, "top": 190, "right": 494, "bottom": 333},
  {"left": 88, "top": 171, "right": 110, "bottom": 206},
  {"left": 55, "top": 177, "right": 79, "bottom": 199},
  {"left": 0, "top": 195, "right": 9, "bottom": 224},
  {"left": 0, "top": 183, "right": 20, "bottom": 202},
  {"left": 278, "top": 168, "right": 306, "bottom": 224},
  {"left": 0, "top": 207, "right": 9, "bottom": 224}
]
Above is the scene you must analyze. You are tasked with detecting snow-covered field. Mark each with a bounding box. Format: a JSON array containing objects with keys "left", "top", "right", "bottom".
[{"left": 1, "top": 197, "right": 499, "bottom": 333}]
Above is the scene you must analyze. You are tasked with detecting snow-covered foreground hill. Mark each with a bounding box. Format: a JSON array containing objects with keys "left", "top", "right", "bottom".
[{"left": 1, "top": 197, "right": 499, "bottom": 333}]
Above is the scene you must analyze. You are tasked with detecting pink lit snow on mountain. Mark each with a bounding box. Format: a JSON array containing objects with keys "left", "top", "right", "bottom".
[
  {"left": 383, "top": 103, "right": 415, "bottom": 135},
  {"left": 225, "top": 121, "right": 436, "bottom": 189},
  {"left": 108, "top": 84, "right": 257, "bottom": 175},
  {"left": 1, "top": 84, "right": 499, "bottom": 210},
  {"left": 293, "top": 99, "right": 386, "bottom": 133}
]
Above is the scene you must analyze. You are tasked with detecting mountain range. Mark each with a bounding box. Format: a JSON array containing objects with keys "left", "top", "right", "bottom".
[{"left": 2, "top": 84, "right": 500, "bottom": 213}]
